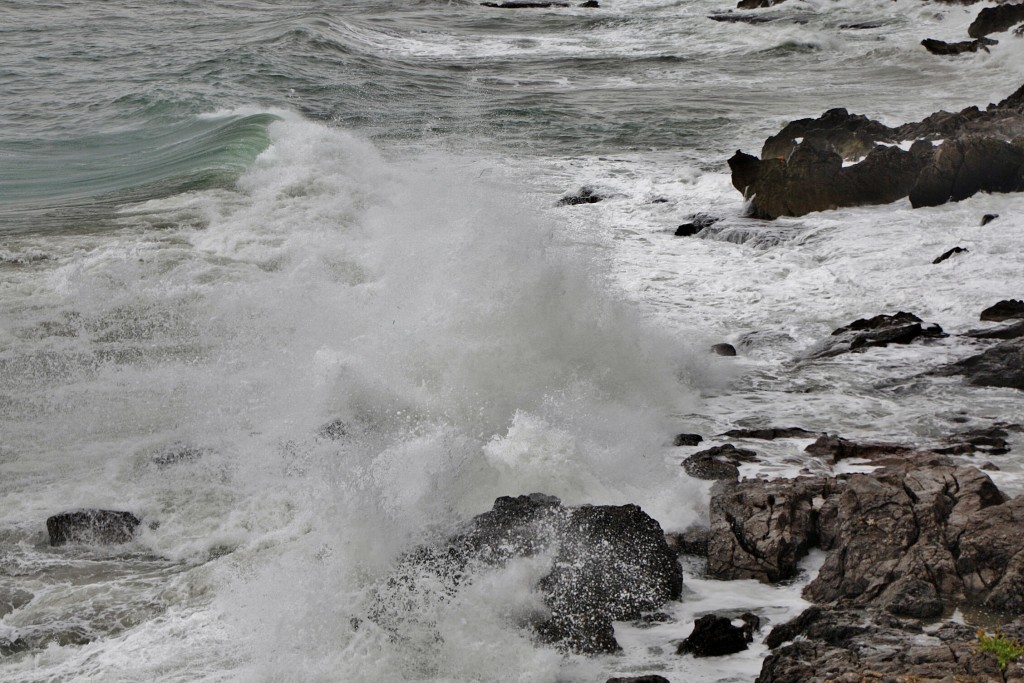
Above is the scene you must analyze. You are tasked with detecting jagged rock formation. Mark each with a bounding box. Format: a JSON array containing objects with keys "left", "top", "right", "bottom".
[
  {"left": 708, "top": 457, "right": 1024, "bottom": 620},
  {"left": 370, "top": 494, "right": 682, "bottom": 654},
  {"left": 729, "top": 85, "right": 1024, "bottom": 218}
]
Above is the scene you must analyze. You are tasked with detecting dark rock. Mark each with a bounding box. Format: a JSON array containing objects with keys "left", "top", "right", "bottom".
[
  {"left": 966, "top": 319, "right": 1024, "bottom": 340},
  {"left": 760, "top": 107, "right": 896, "bottom": 162},
  {"left": 932, "top": 246, "right": 968, "bottom": 263},
  {"left": 677, "top": 614, "right": 752, "bottom": 657},
  {"left": 940, "top": 425, "right": 1016, "bottom": 455},
  {"left": 674, "top": 213, "right": 720, "bottom": 236},
  {"left": 982, "top": 212, "right": 999, "bottom": 225},
  {"left": 939, "top": 338, "right": 1024, "bottom": 390},
  {"left": 46, "top": 509, "right": 141, "bottom": 546},
  {"left": 708, "top": 476, "right": 831, "bottom": 582},
  {"left": 683, "top": 444, "right": 758, "bottom": 481},
  {"left": 580, "top": 0, "right": 599, "bottom": 6},
  {"left": 737, "top": 0, "right": 786, "bottom": 7},
  {"left": 708, "top": 12, "right": 778, "bottom": 23},
  {"left": 372, "top": 494, "right": 682, "bottom": 655},
  {"left": 673, "top": 433, "right": 704, "bottom": 447},
  {"left": 968, "top": 2, "right": 1024, "bottom": 38},
  {"left": 730, "top": 86, "right": 1024, "bottom": 218},
  {"left": 921, "top": 37, "right": 997, "bottom": 55},
  {"left": 809, "top": 312, "right": 945, "bottom": 358},
  {"left": 909, "top": 135, "right": 1024, "bottom": 208},
  {"left": 981, "top": 299, "right": 1024, "bottom": 321},
  {"left": 757, "top": 608, "right": 1022, "bottom": 683},
  {"left": 666, "top": 526, "right": 710, "bottom": 557},
  {"left": 558, "top": 186, "right": 603, "bottom": 205},
  {"left": 606, "top": 677, "right": 671, "bottom": 683},
  {"left": 711, "top": 343, "right": 736, "bottom": 356},
  {"left": 730, "top": 141, "right": 933, "bottom": 219},
  {"left": 803, "top": 464, "right": 1006, "bottom": 615},
  {"left": 482, "top": 1, "right": 569, "bottom": 6},
  {"left": 804, "top": 434, "right": 922, "bottom": 464},
  {"left": 720, "top": 427, "right": 817, "bottom": 440}
]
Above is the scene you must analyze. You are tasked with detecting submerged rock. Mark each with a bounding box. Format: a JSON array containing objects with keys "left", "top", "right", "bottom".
[
  {"left": 46, "top": 509, "right": 141, "bottom": 546},
  {"left": 720, "top": 427, "right": 817, "bottom": 440},
  {"left": 481, "top": 1, "right": 570, "bottom": 7},
  {"left": 675, "top": 213, "right": 720, "bottom": 237},
  {"left": 606, "top": 676, "right": 671, "bottom": 683},
  {"left": 371, "top": 494, "right": 682, "bottom": 654},
  {"left": 558, "top": 186, "right": 603, "bottom": 205},
  {"left": 807, "top": 311, "right": 945, "bottom": 358},
  {"left": 932, "top": 245, "right": 968, "bottom": 263},
  {"left": 672, "top": 433, "right": 704, "bottom": 447},
  {"left": 921, "top": 37, "right": 997, "bottom": 55}
]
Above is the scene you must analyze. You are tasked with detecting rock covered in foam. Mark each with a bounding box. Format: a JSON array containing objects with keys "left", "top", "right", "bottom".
[
  {"left": 46, "top": 509, "right": 141, "bottom": 546},
  {"left": 370, "top": 493, "right": 682, "bottom": 654},
  {"left": 677, "top": 613, "right": 760, "bottom": 657}
]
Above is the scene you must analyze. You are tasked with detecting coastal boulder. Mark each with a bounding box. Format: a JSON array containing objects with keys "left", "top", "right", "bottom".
[
  {"left": 968, "top": 2, "right": 1024, "bottom": 38},
  {"left": 682, "top": 444, "right": 757, "bottom": 481},
  {"left": 806, "top": 311, "right": 945, "bottom": 358},
  {"left": 757, "top": 609, "right": 1020, "bottom": 683},
  {"left": 371, "top": 494, "right": 683, "bottom": 654},
  {"left": 981, "top": 299, "right": 1024, "bottom": 321},
  {"left": 677, "top": 613, "right": 759, "bottom": 657},
  {"left": 938, "top": 338, "right": 1024, "bottom": 390},
  {"left": 708, "top": 476, "right": 831, "bottom": 582},
  {"left": 909, "top": 135, "right": 1024, "bottom": 208},
  {"left": 46, "top": 509, "right": 141, "bottom": 546}
]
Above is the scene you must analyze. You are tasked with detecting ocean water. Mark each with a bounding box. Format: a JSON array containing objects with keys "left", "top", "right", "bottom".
[{"left": 2, "top": 1, "right": 1023, "bottom": 681}]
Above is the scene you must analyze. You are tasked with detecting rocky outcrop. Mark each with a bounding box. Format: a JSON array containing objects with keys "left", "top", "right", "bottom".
[
  {"left": 558, "top": 186, "right": 603, "bottom": 205},
  {"left": 708, "top": 476, "right": 832, "bottom": 582},
  {"left": 909, "top": 135, "right": 1024, "bottom": 208},
  {"left": 675, "top": 213, "right": 720, "bottom": 236},
  {"left": 677, "top": 613, "right": 760, "bottom": 657},
  {"left": 981, "top": 299, "right": 1024, "bottom": 322},
  {"left": 806, "top": 312, "right": 946, "bottom": 359},
  {"left": 932, "top": 245, "right": 968, "bottom": 263},
  {"left": 711, "top": 343, "right": 737, "bottom": 356},
  {"left": 371, "top": 494, "right": 682, "bottom": 654},
  {"left": 921, "top": 36, "right": 997, "bottom": 55},
  {"left": 938, "top": 338, "right": 1024, "bottom": 390},
  {"left": 46, "top": 509, "right": 141, "bottom": 546},
  {"left": 707, "top": 458, "right": 1024, "bottom": 620},
  {"left": 968, "top": 2, "right": 1024, "bottom": 38},
  {"left": 729, "top": 141, "right": 934, "bottom": 219},
  {"left": 606, "top": 677, "right": 671, "bottom": 683},
  {"left": 673, "top": 433, "right": 704, "bottom": 446},
  {"left": 683, "top": 444, "right": 758, "bottom": 481},
  {"left": 720, "top": 427, "right": 817, "bottom": 440},
  {"left": 729, "top": 85, "right": 1024, "bottom": 218},
  {"left": 757, "top": 608, "right": 1024, "bottom": 683}
]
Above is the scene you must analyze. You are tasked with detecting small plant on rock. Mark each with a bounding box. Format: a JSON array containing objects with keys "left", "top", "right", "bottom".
[{"left": 975, "top": 628, "right": 1024, "bottom": 671}]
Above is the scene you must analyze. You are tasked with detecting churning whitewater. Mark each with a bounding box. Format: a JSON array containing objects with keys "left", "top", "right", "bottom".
[{"left": 2, "top": 0, "right": 1024, "bottom": 681}]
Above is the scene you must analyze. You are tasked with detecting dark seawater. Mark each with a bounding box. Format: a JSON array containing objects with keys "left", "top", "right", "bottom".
[{"left": 1, "top": 1, "right": 1023, "bottom": 681}]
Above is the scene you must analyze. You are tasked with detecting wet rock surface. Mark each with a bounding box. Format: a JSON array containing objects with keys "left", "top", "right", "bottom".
[
  {"left": 981, "top": 299, "right": 1024, "bottom": 322},
  {"left": 46, "top": 509, "right": 141, "bottom": 546},
  {"left": 683, "top": 444, "right": 758, "bottom": 481},
  {"left": 677, "top": 613, "right": 760, "bottom": 657},
  {"left": 372, "top": 494, "right": 682, "bottom": 654},
  {"left": 938, "top": 338, "right": 1024, "bottom": 390},
  {"left": 757, "top": 608, "right": 1024, "bottom": 683},
  {"left": 675, "top": 213, "right": 720, "bottom": 236},
  {"left": 806, "top": 311, "right": 945, "bottom": 358},
  {"left": 729, "top": 84, "right": 1024, "bottom": 218}
]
